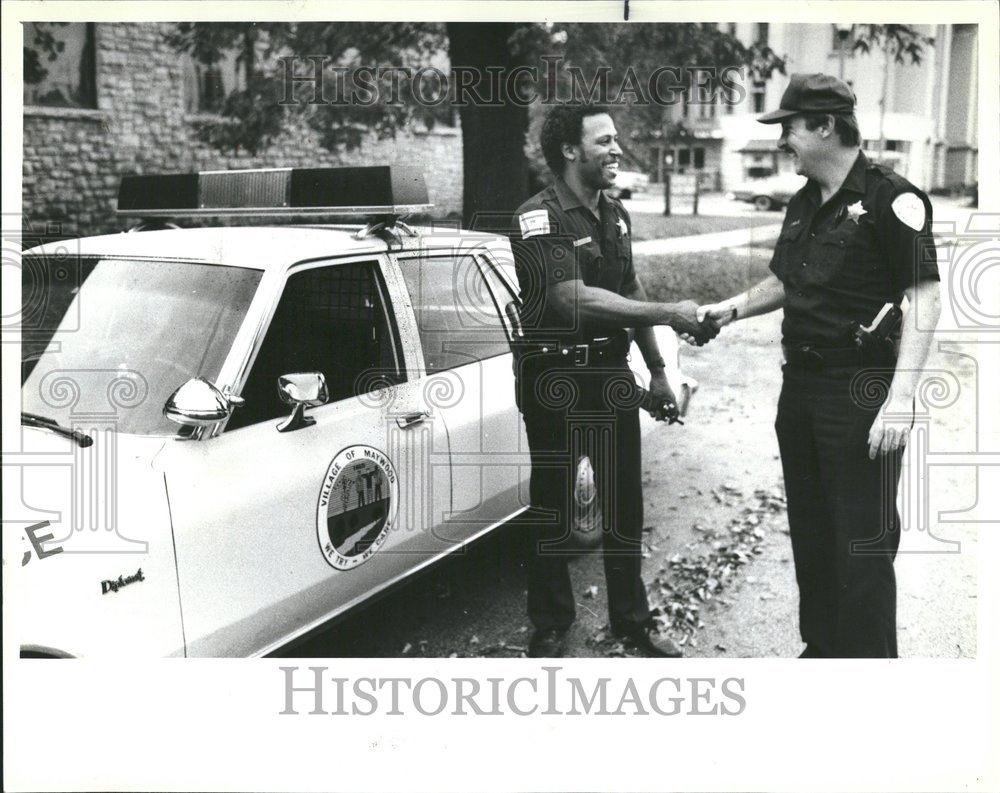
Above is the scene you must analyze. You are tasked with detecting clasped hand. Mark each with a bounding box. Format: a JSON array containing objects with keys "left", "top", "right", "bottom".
[
  {"left": 675, "top": 301, "right": 732, "bottom": 346},
  {"left": 671, "top": 300, "right": 722, "bottom": 347}
]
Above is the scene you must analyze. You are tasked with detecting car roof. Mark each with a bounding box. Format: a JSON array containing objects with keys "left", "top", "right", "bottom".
[{"left": 23, "top": 224, "right": 510, "bottom": 270}]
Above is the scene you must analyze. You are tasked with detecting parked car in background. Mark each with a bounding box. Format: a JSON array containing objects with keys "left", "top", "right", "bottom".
[
  {"left": 609, "top": 169, "right": 651, "bottom": 199},
  {"left": 725, "top": 172, "right": 806, "bottom": 211}
]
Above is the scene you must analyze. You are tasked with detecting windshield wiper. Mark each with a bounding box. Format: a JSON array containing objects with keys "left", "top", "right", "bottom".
[{"left": 21, "top": 412, "right": 94, "bottom": 447}]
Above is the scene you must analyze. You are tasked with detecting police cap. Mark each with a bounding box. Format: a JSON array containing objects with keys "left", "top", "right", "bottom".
[{"left": 757, "top": 72, "right": 856, "bottom": 124}]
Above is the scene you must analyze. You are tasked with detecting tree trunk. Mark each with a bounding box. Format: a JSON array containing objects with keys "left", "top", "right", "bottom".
[{"left": 446, "top": 23, "right": 531, "bottom": 230}]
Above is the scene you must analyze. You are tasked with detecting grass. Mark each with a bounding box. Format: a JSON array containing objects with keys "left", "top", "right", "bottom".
[
  {"left": 634, "top": 247, "right": 773, "bottom": 305},
  {"left": 628, "top": 213, "right": 760, "bottom": 242}
]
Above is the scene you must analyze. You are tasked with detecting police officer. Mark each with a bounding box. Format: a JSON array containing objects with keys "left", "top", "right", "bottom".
[
  {"left": 696, "top": 74, "right": 941, "bottom": 657},
  {"left": 511, "top": 103, "right": 719, "bottom": 658}
]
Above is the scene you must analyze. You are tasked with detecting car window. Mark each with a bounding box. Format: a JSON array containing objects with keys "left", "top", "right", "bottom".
[
  {"left": 21, "top": 255, "right": 262, "bottom": 436},
  {"left": 399, "top": 253, "right": 513, "bottom": 372},
  {"left": 225, "top": 260, "right": 403, "bottom": 432}
]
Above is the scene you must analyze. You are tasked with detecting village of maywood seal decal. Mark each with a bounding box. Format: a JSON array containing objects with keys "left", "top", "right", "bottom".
[{"left": 317, "top": 445, "right": 398, "bottom": 570}]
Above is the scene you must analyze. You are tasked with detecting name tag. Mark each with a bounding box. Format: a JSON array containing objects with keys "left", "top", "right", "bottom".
[{"left": 573, "top": 236, "right": 592, "bottom": 247}]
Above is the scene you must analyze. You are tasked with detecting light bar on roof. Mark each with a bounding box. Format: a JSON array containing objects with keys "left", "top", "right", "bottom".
[{"left": 116, "top": 166, "right": 431, "bottom": 217}]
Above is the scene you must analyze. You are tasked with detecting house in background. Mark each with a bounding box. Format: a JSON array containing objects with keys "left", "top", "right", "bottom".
[
  {"left": 654, "top": 22, "right": 979, "bottom": 193},
  {"left": 22, "top": 23, "right": 462, "bottom": 237}
]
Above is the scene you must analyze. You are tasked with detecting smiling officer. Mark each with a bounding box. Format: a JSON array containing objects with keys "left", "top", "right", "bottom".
[
  {"left": 696, "top": 74, "right": 942, "bottom": 657},
  {"left": 511, "top": 103, "right": 718, "bottom": 658}
]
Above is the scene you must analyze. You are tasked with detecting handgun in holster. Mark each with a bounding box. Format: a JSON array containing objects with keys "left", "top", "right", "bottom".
[{"left": 854, "top": 302, "right": 903, "bottom": 358}]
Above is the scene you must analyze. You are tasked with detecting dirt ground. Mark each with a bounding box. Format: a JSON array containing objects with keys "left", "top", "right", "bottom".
[{"left": 282, "top": 308, "right": 979, "bottom": 659}]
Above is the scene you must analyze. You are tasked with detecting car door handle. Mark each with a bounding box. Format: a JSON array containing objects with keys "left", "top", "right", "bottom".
[{"left": 395, "top": 411, "right": 431, "bottom": 429}]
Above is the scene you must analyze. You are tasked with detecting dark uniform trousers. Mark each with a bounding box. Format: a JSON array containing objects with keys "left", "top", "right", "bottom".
[
  {"left": 775, "top": 363, "right": 903, "bottom": 658},
  {"left": 768, "top": 152, "right": 938, "bottom": 658},
  {"left": 517, "top": 357, "right": 650, "bottom": 634}
]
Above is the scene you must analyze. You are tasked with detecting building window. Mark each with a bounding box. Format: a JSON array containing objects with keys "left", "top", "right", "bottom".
[
  {"left": 694, "top": 147, "right": 706, "bottom": 169},
  {"left": 23, "top": 22, "right": 97, "bottom": 108},
  {"left": 183, "top": 48, "right": 247, "bottom": 114},
  {"left": 752, "top": 80, "right": 766, "bottom": 113},
  {"left": 677, "top": 148, "right": 691, "bottom": 167},
  {"left": 755, "top": 23, "right": 769, "bottom": 46}
]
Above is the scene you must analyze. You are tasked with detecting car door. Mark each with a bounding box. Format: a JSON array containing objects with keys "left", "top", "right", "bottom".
[
  {"left": 157, "top": 254, "right": 450, "bottom": 656},
  {"left": 392, "top": 246, "right": 529, "bottom": 548}
]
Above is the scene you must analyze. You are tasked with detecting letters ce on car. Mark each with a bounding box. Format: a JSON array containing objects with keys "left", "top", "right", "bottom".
[{"left": 17, "top": 167, "right": 531, "bottom": 658}]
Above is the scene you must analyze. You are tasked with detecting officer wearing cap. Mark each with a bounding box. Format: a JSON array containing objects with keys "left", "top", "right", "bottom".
[
  {"left": 511, "top": 103, "right": 718, "bottom": 658},
  {"left": 695, "top": 73, "right": 941, "bottom": 657}
]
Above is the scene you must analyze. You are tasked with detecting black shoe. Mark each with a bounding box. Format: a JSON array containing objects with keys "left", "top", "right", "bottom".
[
  {"left": 617, "top": 625, "right": 683, "bottom": 658},
  {"left": 528, "top": 627, "right": 568, "bottom": 658}
]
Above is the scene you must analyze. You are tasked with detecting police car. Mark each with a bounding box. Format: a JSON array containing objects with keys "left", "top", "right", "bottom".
[
  {"left": 16, "top": 165, "right": 543, "bottom": 658},
  {"left": 17, "top": 166, "right": 691, "bottom": 658}
]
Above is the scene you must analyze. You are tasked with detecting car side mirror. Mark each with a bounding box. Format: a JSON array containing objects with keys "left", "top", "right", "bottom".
[
  {"left": 164, "top": 378, "right": 234, "bottom": 427},
  {"left": 276, "top": 372, "right": 329, "bottom": 433}
]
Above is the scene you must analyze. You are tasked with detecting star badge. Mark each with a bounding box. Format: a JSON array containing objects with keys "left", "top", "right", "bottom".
[
  {"left": 846, "top": 201, "right": 867, "bottom": 224},
  {"left": 617, "top": 217, "right": 629, "bottom": 237}
]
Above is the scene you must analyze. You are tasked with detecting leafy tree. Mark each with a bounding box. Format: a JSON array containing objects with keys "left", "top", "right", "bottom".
[
  {"left": 851, "top": 24, "right": 934, "bottom": 65},
  {"left": 165, "top": 22, "right": 783, "bottom": 222},
  {"left": 850, "top": 24, "right": 935, "bottom": 156}
]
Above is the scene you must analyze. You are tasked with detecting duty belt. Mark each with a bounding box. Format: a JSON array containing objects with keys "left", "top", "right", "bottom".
[
  {"left": 519, "top": 335, "right": 630, "bottom": 368},
  {"left": 782, "top": 344, "right": 895, "bottom": 370}
]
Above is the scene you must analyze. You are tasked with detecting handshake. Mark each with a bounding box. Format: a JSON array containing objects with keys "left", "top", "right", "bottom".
[{"left": 663, "top": 300, "right": 738, "bottom": 346}]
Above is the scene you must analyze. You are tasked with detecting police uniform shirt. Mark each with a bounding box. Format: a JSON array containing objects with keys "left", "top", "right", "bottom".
[
  {"left": 512, "top": 177, "right": 637, "bottom": 344},
  {"left": 770, "top": 152, "right": 939, "bottom": 348}
]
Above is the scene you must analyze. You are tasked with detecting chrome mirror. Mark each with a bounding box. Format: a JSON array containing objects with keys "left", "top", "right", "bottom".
[
  {"left": 164, "top": 378, "right": 233, "bottom": 427},
  {"left": 277, "top": 372, "right": 328, "bottom": 432}
]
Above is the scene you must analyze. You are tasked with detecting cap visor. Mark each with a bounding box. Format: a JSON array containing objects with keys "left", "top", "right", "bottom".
[{"left": 757, "top": 108, "right": 798, "bottom": 124}]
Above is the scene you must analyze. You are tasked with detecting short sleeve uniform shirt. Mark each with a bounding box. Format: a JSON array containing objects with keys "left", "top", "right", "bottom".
[
  {"left": 511, "top": 177, "right": 637, "bottom": 345},
  {"left": 769, "top": 152, "right": 939, "bottom": 348}
]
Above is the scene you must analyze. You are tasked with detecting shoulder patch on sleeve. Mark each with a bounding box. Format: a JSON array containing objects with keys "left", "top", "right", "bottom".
[
  {"left": 891, "top": 192, "right": 926, "bottom": 231},
  {"left": 519, "top": 209, "right": 551, "bottom": 239}
]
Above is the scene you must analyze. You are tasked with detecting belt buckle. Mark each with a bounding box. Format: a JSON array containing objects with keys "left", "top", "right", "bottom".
[{"left": 573, "top": 344, "right": 590, "bottom": 366}]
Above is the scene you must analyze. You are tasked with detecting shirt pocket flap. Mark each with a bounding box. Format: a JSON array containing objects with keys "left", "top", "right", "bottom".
[{"left": 777, "top": 223, "right": 806, "bottom": 244}]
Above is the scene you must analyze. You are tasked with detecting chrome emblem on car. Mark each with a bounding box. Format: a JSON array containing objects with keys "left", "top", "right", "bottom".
[
  {"left": 317, "top": 446, "right": 398, "bottom": 570},
  {"left": 101, "top": 568, "right": 145, "bottom": 595}
]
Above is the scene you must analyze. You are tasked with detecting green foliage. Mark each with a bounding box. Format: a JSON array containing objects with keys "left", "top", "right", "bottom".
[
  {"left": 166, "top": 21, "right": 784, "bottom": 161},
  {"left": 165, "top": 22, "right": 446, "bottom": 154},
  {"left": 24, "top": 22, "right": 68, "bottom": 85},
  {"left": 851, "top": 24, "right": 934, "bottom": 65}
]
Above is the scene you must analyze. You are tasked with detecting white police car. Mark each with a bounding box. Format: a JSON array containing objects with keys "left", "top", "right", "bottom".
[
  {"left": 17, "top": 166, "right": 539, "bottom": 658},
  {"left": 17, "top": 166, "right": 692, "bottom": 658}
]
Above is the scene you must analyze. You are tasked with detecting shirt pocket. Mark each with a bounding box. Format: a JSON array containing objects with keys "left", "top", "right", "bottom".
[
  {"left": 807, "top": 224, "right": 854, "bottom": 285},
  {"left": 574, "top": 239, "right": 605, "bottom": 284},
  {"left": 771, "top": 223, "right": 805, "bottom": 279}
]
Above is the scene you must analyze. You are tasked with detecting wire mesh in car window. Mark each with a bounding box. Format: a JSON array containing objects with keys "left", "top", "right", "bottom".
[{"left": 226, "top": 260, "right": 402, "bottom": 431}]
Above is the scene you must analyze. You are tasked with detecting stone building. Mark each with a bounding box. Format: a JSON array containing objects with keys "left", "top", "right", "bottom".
[{"left": 22, "top": 22, "right": 463, "bottom": 237}]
